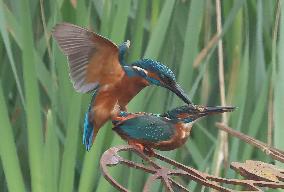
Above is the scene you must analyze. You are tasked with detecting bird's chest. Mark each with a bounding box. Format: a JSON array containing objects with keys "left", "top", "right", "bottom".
[
  {"left": 115, "top": 75, "right": 149, "bottom": 106},
  {"left": 162, "top": 123, "right": 192, "bottom": 150},
  {"left": 175, "top": 123, "right": 192, "bottom": 142},
  {"left": 92, "top": 90, "right": 118, "bottom": 127},
  {"left": 178, "top": 123, "right": 193, "bottom": 138},
  {"left": 92, "top": 76, "right": 148, "bottom": 116},
  {"left": 155, "top": 122, "right": 192, "bottom": 151}
]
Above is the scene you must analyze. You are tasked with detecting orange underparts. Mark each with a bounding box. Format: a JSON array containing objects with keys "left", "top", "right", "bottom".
[{"left": 128, "top": 140, "right": 154, "bottom": 157}]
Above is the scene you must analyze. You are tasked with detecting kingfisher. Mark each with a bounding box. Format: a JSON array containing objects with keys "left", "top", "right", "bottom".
[
  {"left": 112, "top": 105, "right": 235, "bottom": 154},
  {"left": 52, "top": 23, "right": 192, "bottom": 151}
]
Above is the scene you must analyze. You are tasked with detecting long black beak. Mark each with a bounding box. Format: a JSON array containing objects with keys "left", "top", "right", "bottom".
[
  {"left": 168, "top": 83, "right": 192, "bottom": 104},
  {"left": 196, "top": 105, "right": 236, "bottom": 118}
]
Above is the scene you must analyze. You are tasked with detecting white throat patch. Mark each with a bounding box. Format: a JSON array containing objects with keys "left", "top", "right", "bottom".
[{"left": 132, "top": 66, "right": 148, "bottom": 75}]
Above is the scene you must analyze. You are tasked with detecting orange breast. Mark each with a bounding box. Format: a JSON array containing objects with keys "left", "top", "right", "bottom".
[
  {"left": 90, "top": 74, "right": 149, "bottom": 139},
  {"left": 153, "top": 123, "right": 192, "bottom": 151},
  {"left": 115, "top": 75, "right": 149, "bottom": 107}
]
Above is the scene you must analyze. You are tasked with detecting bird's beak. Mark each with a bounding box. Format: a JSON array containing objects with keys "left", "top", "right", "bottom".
[
  {"left": 194, "top": 105, "right": 236, "bottom": 118},
  {"left": 167, "top": 83, "right": 192, "bottom": 104}
]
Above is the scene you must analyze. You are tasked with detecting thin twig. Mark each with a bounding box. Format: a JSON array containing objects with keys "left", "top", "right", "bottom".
[
  {"left": 215, "top": 122, "right": 284, "bottom": 163},
  {"left": 268, "top": 85, "right": 274, "bottom": 147},
  {"left": 214, "top": 0, "right": 229, "bottom": 179},
  {"left": 268, "top": 0, "right": 281, "bottom": 146},
  {"left": 101, "top": 145, "right": 284, "bottom": 191},
  {"left": 272, "top": 0, "right": 281, "bottom": 42},
  {"left": 70, "top": 0, "right": 77, "bottom": 8},
  {"left": 193, "top": 33, "right": 219, "bottom": 68}
]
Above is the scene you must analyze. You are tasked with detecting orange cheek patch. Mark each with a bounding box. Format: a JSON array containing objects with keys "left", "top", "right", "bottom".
[
  {"left": 147, "top": 71, "right": 162, "bottom": 82},
  {"left": 112, "top": 116, "right": 124, "bottom": 121},
  {"left": 177, "top": 113, "right": 190, "bottom": 119}
]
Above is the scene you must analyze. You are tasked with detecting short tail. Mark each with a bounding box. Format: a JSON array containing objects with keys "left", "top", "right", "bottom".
[
  {"left": 83, "top": 107, "right": 94, "bottom": 151},
  {"left": 82, "top": 90, "right": 98, "bottom": 151}
]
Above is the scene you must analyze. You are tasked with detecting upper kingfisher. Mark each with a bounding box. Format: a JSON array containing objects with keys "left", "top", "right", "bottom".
[
  {"left": 52, "top": 23, "right": 192, "bottom": 150},
  {"left": 112, "top": 105, "right": 235, "bottom": 154}
]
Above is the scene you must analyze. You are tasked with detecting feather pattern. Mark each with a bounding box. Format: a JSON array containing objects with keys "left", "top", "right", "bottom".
[
  {"left": 113, "top": 114, "right": 175, "bottom": 142},
  {"left": 52, "top": 23, "right": 124, "bottom": 93},
  {"left": 133, "top": 59, "right": 176, "bottom": 82},
  {"left": 83, "top": 89, "right": 99, "bottom": 151}
]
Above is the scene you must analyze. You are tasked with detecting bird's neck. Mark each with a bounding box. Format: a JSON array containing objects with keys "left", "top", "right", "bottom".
[
  {"left": 119, "top": 50, "right": 127, "bottom": 66},
  {"left": 119, "top": 50, "right": 137, "bottom": 77}
]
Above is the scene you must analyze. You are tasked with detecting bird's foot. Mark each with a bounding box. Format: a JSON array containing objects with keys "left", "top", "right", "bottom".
[
  {"left": 128, "top": 140, "right": 145, "bottom": 153},
  {"left": 144, "top": 147, "right": 155, "bottom": 157},
  {"left": 128, "top": 141, "right": 155, "bottom": 157}
]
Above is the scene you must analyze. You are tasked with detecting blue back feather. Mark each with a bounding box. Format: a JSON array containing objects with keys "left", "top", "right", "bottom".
[{"left": 114, "top": 114, "right": 175, "bottom": 142}]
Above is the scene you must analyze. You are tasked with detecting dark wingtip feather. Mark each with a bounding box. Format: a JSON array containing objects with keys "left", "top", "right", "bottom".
[{"left": 52, "top": 23, "right": 100, "bottom": 93}]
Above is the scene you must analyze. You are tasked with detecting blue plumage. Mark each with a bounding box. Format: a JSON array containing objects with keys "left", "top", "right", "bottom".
[
  {"left": 124, "top": 58, "right": 192, "bottom": 104},
  {"left": 118, "top": 40, "right": 130, "bottom": 66},
  {"left": 53, "top": 23, "right": 193, "bottom": 153},
  {"left": 133, "top": 59, "right": 176, "bottom": 85},
  {"left": 161, "top": 105, "right": 195, "bottom": 123},
  {"left": 112, "top": 105, "right": 235, "bottom": 151},
  {"left": 113, "top": 114, "right": 174, "bottom": 142},
  {"left": 83, "top": 108, "right": 94, "bottom": 151},
  {"left": 83, "top": 89, "right": 99, "bottom": 151}
]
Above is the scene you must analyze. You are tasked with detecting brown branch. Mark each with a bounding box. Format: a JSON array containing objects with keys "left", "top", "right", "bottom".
[
  {"left": 268, "top": 0, "right": 281, "bottom": 146},
  {"left": 214, "top": 0, "right": 229, "bottom": 180},
  {"left": 100, "top": 145, "right": 284, "bottom": 191},
  {"left": 215, "top": 122, "right": 284, "bottom": 163},
  {"left": 193, "top": 33, "right": 219, "bottom": 68}
]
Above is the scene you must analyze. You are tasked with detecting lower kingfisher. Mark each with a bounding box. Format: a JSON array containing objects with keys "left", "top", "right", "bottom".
[
  {"left": 112, "top": 105, "right": 235, "bottom": 154},
  {"left": 52, "top": 23, "right": 192, "bottom": 150}
]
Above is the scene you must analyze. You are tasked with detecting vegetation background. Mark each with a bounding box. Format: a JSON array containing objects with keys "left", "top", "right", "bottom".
[{"left": 0, "top": 0, "right": 283, "bottom": 191}]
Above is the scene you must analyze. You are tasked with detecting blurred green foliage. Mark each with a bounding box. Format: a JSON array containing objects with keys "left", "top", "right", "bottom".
[{"left": 0, "top": 0, "right": 282, "bottom": 191}]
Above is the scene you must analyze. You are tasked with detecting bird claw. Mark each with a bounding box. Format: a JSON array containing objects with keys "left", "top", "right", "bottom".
[
  {"left": 144, "top": 147, "right": 155, "bottom": 157},
  {"left": 128, "top": 141, "right": 144, "bottom": 151},
  {"left": 128, "top": 141, "right": 155, "bottom": 157}
]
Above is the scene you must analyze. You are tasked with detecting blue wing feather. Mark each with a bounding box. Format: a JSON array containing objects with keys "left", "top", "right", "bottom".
[
  {"left": 83, "top": 88, "right": 99, "bottom": 151},
  {"left": 114, "top": 115, "right": 175, "bottom": 143}
]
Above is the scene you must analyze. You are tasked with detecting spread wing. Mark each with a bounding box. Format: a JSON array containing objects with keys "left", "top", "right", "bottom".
[
  {"left": 113, "top": 115, "right": 175, "bottom": 142},
  {"left": 52, "top": 23, "right": 124, "bottom": 93}
]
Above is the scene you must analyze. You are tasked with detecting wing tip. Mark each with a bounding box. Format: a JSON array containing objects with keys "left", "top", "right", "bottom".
[
  {"left": 73, "top": 80, "right": 99, "bottom": 93},
  {"left": 51, "top": 22, "right": 70, "bottom": 37},
  {"left": 51, "top": 22, "right": 90, "bottom": 39}
]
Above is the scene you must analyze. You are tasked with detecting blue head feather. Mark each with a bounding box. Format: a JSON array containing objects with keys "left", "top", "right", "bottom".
[
  {"left": 119, "top": 48, "right": 192, "bottom": 104},
  {"left": 162, "top": 105, "right": 196, "bottom": 123},
  {"left": 83, "top": 89, "right": 99, "bottom": 151},
  {"left": 162, "top": 105, "right": 235, "bottom": 123},
  {"left": 132, "top": 59, "right": 176, "bottom": 86}
]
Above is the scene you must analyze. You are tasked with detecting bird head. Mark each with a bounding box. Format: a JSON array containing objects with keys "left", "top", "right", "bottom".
[
  {"left": 118, "top": 40, "right": 130, "bottom": 65},
  {"left": 131, "top": 59, "right": 192, "bottom": 104},
  {"left": 162, "top": 105, "right": 236, "bottom": 123}
]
